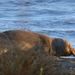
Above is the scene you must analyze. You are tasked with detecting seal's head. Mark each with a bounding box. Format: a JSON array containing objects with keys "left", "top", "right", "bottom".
[{"left": 52, "top": 38, "right": 75, "bottom": 56}]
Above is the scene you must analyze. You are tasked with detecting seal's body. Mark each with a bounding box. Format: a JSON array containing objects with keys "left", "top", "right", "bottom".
[{"left": 0, "top": 30, "right": 75, "bottom": 56}]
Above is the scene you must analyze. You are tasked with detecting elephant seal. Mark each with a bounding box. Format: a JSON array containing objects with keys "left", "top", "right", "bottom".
[{"left": 0, "top": 30, "right": 75, "bottom": 56}]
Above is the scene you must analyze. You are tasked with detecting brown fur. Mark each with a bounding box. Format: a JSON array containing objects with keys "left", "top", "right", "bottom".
[{"left": 0, "top": 30, "right": 75, "bottom": 56}]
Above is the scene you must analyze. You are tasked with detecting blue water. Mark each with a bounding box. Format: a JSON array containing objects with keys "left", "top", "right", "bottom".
[{"left": 0, "top": 0, "right": 75, "bottom": 48}]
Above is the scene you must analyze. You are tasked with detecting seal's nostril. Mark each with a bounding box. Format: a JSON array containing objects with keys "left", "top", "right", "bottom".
[{"left": 69, "top": 50, "right": 71, "bottom": 53}]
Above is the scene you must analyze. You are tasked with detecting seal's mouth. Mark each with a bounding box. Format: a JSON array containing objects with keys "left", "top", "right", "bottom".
[
  {"left": 60, "top": 49, "right": 75, "bottom": 58},
  {"left": 61, "top": 50, "right": 73, "bottom": 56},
  {"left": 68, "top": 49, "right": 73, "bottom": 55}
]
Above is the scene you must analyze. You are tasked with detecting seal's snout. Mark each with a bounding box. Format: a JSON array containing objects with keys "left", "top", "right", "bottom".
[{"left": 70, "top": 48, "right": 75, "bottom": 56}]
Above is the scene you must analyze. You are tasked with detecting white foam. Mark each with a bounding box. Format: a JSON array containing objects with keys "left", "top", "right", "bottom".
[
  {"left": 43, "top": 29, "right": 75, "bottom": 32},
  {"left": 60, "top": 55, "right": 75, "bottom": 58}
]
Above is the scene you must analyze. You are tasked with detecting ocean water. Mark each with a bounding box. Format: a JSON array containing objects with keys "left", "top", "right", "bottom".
[{"left": 0, "top": 0, "right": 75, "bottom": 49}]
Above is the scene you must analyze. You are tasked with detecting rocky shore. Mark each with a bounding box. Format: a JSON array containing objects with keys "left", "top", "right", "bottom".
[{"left": 0, "top": 45, "right": 75, "bottom": 75}]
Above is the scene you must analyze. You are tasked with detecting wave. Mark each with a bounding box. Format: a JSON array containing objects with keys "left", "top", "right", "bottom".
[
  {"left": 42, "top": 29, "right": 75, "bottom": 32},
  {"left": 1, "top": 0, "right": 75, "bottom": 6},
  {"left": 14, "top": 0, "right": 75, "bottom": 4},
  {"left": 35, "top": 9, "right": 68, "bottom": 16}
]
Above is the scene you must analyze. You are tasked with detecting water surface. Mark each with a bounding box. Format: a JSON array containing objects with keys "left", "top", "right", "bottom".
[{"left": 0, "top": 0, "right": 75, "bottom": 49}]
